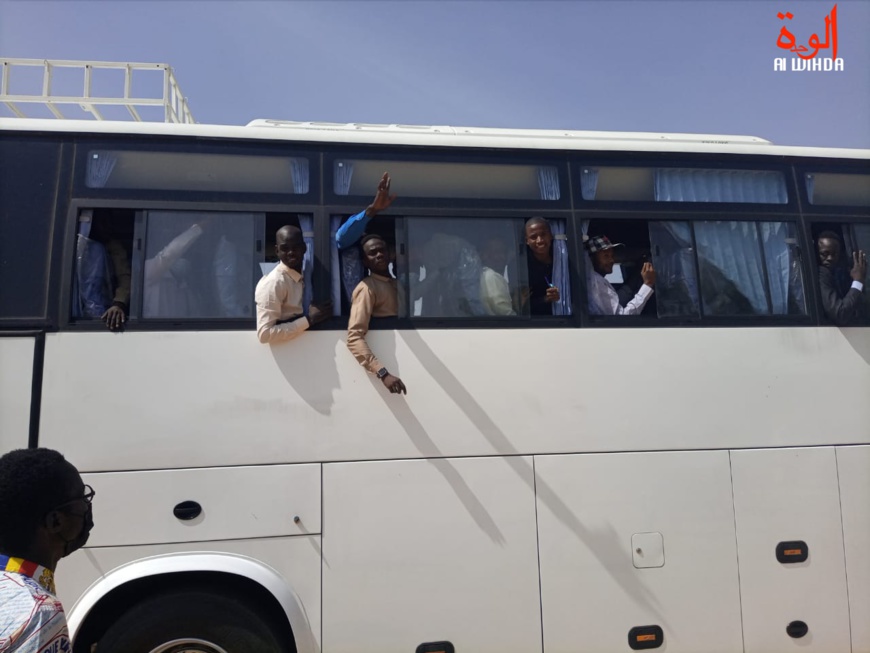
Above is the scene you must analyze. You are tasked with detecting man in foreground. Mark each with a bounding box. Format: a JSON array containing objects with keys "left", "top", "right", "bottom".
[{"left": 0, "top": 448, "right": 95, "bottom": 652}]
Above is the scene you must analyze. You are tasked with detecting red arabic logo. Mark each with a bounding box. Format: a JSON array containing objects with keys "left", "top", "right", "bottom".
[
  {"left": 777, "top": 5, "right": 837, "bottom": 59},
  {"left": 774, "top": 5, "right": 844, "bottom": 71}
]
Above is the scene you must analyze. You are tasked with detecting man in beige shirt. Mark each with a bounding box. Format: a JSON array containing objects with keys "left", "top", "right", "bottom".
[
  {"left": 347, "top": 233, "right": 407, "bottom": 395},
  {"left": 255, "top": 225, "right": 331, "bottom": 343}
]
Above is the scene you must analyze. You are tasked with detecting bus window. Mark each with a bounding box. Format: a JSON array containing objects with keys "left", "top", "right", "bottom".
[
  {"left": 331, "top": 214, "right": 399, "bottom": 316},
  {"left": 333, "top": 159, "right": 560, "bottom": 201},
  {"left": 589, "top": 219, "right": 806, "bottom": 319},
  {"left": 72, "top": 209, "right": 134, "bottom": 328},
  {"left": 812, "top": 223, "right": 869, "bottom": 325},
  {"left": 0, "top": 137, "right": 60, "bottom": 323},
  {"left": 141, "top": 211, "right": 261, "bottom": 319},
  {"left": 695, "top": 221, "right": 806, "bottom": 317},
  {"left": 805, "top": 172, "right": 870, "bottom": 206},
  {"left": 585, "top": 219, "right": 659, "bottom": 317},
  {"left": 405, "top": 218, "right": 530, "bottom": 319},
  {"left": 580, "top": 167, "right": 788, "bottom": 204},
  {"left": 649, "top": 221, "right": 700, "bottom": 318},
  {"left": 85, "top": 150, "right": 310, "bottom": 195}
]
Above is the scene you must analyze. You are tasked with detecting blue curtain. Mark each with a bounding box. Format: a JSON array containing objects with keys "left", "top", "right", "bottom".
[
  {"left": 298, "top": 215, "right": 315, "bottom": 312},
  {"left": 694, "top": 221, "right": 768, "bottom": 315},
  {"left": 331, "top": 215, "right": 364, "bottom": 304},
  {"left": 86, "top": 151, "right": 118, "bottom": 188},
  {"left": 648, "top": 221, "right": 701, "bottom": 318},
  {"left": 537, "top": 167, "right": 560, "bottom": 200},
  {"left": 330, "top": 216, "right": 342, "bottom": 309},
  {"left": 334, "top": 161, "right": 354, "bottom": 195},
  {"left": 761, "top": 221, "right": 806, "bottom": 315},
  {"left": 291, "top": 159, "right": 310, "bottom": 195},
  {"left": 550, "top": 219, "right": 572, "bottom": 316},
  {"left": 654, "top": 169, "right": 787, "bottom": 204},
  {"left": 580, "top": 168, "right": 599, "bottom": 200}
]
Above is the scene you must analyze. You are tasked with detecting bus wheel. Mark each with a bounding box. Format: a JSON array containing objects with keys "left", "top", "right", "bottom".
[{"left": 95, "top": 589, "right": 290, "bottom": 653}]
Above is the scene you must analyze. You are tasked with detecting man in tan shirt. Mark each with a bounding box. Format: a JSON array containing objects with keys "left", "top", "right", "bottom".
[
  {"left": 347, "top": 233, "right": 407, "bottom": 395},
  {"left": 255, "top": 225, "right": 331, "bottom": 343}
]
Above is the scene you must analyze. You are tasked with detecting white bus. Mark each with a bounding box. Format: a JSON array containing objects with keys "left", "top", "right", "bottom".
[{"left": 1, "top": 116, "right": 868, "bottom": 653}]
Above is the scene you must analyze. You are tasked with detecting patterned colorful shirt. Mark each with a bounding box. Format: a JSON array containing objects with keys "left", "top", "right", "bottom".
[{"left": 0, "top": 555, "right": 70, "bottom": 652}]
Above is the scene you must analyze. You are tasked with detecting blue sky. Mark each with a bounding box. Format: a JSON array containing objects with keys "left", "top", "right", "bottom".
[{"left": 1, "top": 0, "right": 867, "bottom": 148}]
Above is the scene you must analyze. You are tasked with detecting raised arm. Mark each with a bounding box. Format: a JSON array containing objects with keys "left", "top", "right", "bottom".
[
  {"left": 335, "top": 172, "right": 396, "bottom": 249},
  {"left": 820, "top": 253, "right": 866, "bottom": 325}
]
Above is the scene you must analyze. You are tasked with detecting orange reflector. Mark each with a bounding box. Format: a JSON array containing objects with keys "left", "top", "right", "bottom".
[
  {"left": 637, "top": 634, "right": 657, "bottom": 642},
  {"left": 783, "top": 549, "right": 802, "bottom": 555}
]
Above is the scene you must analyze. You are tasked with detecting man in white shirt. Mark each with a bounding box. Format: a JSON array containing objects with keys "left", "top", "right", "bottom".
[
  {"left": 586, "top": 235, "right": 656, "bottom": 315},
  {"left": 0, "top": 448, "right": 94, "bottom": 653},
  {"left": 255, "top": 225, "right": 332, "bottom": 343},
  {"left": 479, "top": 235, "right": 516, "bottom": 316}
]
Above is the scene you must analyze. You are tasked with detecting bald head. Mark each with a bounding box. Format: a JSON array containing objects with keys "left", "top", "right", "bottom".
[{"left": 276, "top": 225, "right": 306, "bottom": 271}]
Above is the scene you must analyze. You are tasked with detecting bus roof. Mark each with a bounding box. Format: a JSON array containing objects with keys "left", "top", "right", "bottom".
[{"left": 2, "top": 117, "right": 869, "bottom": 160}]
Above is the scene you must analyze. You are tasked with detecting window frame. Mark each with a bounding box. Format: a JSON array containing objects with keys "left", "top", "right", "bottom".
[
  {"left": 322, "top": 205, "right": 580, "bottom": 331},
  {"left": 805, "top": 215, "right": 870, "bottom": 327},
  {"left": 323, "top": 148, "right": 571, "bottom": 211},
  {"left": 71, "top": 137, "right": 322, "bottom": 206},
  {"left": 59, "top": 198, "right": 328, "bottom": 332},
  {"left": 577, "top": 210, "right": 814, "bottom": 328},
  {"left": 571, "top": 153, "right": 799, "bottom": 215},
  {"left": 793, "top": 160, "right": 870, "bottom": 217}
]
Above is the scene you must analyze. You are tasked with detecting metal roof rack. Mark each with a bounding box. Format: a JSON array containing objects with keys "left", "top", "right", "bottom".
[{"left": 0, "top": 58, "right": 195, "bottom": 123}]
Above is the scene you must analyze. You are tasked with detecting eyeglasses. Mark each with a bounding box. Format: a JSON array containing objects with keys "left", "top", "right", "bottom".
[{"left": 52, "top": 484, "right": 96, "bottom": 512}]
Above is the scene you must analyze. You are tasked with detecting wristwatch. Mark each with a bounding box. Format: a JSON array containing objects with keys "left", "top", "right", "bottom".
[{"left": 376, "top": 367, "right": 389, "bottom": 379}]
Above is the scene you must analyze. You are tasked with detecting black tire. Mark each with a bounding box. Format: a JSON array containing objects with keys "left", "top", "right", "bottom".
[{"left": 96, "top": 589, "right": 290, "bottom": 653}]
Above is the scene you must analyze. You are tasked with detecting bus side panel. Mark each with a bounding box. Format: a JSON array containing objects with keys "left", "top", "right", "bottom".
[
  {"left": 0, "top": 336, "right": 35, "bottom": 452},
  {"left": 836, "top": 445, "right": 870, "bottom": 653},
  {"left": 80, "top": 464, "right": 320, "bottom": 547},
  {"left": 322, "top": 456, "right": 542, "bottom": 653},
  {"left": 60, "top": 536, "right": 322, "bottom": 651},
  {"left": 731, "top": 447, "right": 850, "bottom": 653},
  {"left": 38, "top": 328, "right": 870, "bottom": 472},
  {"left": 535, "top": 450, "right": 742, "bottom": 653}
]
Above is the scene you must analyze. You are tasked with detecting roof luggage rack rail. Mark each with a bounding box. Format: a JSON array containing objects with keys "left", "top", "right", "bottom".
[{"left": 0, "top": 58, "right": 195, "bottom": 123}]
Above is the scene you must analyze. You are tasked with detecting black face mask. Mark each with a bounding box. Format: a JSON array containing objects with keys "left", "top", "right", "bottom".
[{"left": 62, "top": 503, "right": 93, "bottom": 556}]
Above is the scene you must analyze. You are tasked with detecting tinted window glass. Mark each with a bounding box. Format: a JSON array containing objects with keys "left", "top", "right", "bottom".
[
  {"left": 649, "top": 221, "right": 700, "bottom": 318},
  {"left": 86, "top": 150, "right": 309, "bottom": 194},
  {"left": 695, "top": 221, "right": 805, "bottom": 316},
  {"left": 405, "top": 218, "right": 530, "bottom": 318},
  {"left": 334, "top": 159, "right": 560, "bottom": 200},
  {"left": 141, "top": 211, "right": 260, "bottom": 319},
  {"left": 806, "top": 173, "right": 870, "bottom": 206},
  {"left": 0, "top": 137, "right": 61, "bottom": 321},
  {"left": 580, "top": 167, "right": 787, "bottom": 204}
]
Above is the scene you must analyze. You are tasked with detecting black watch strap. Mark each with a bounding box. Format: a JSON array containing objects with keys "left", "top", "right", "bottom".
[{"left": 376, "top": 367, "right": 389, "bottom": 379}]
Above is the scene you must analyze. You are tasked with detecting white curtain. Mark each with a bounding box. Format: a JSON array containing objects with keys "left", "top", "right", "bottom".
[
  {"left": 655, "top": 169, "right": 787, "bottom": 204},
  {"left": 549, "top": 220, "right": 571, "bottom": 315},
  {"left": 334, "top": 161, "right": 354, "bottom": 195},
  {"left": 694, "top": 221, "right": 768, "bottom": 315},
  {"left": 291, "top": 159, "right": 310, "bottom": 194},
  {"left": 298, "top": 215, "right": 315, "bottom": 312},
  {"left": 580, "top": 168, "right": 599, "bottom": 200},
  {"left": 537, "top": 167, "right": 560, "bottom": 200},
  {"left": 648, "top": 221, "right": 701, "bottom": 318}
]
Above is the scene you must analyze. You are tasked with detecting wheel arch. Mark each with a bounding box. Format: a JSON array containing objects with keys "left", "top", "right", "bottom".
[{"left": 68, "top": 552, "right": 317, "bottom": 653}]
